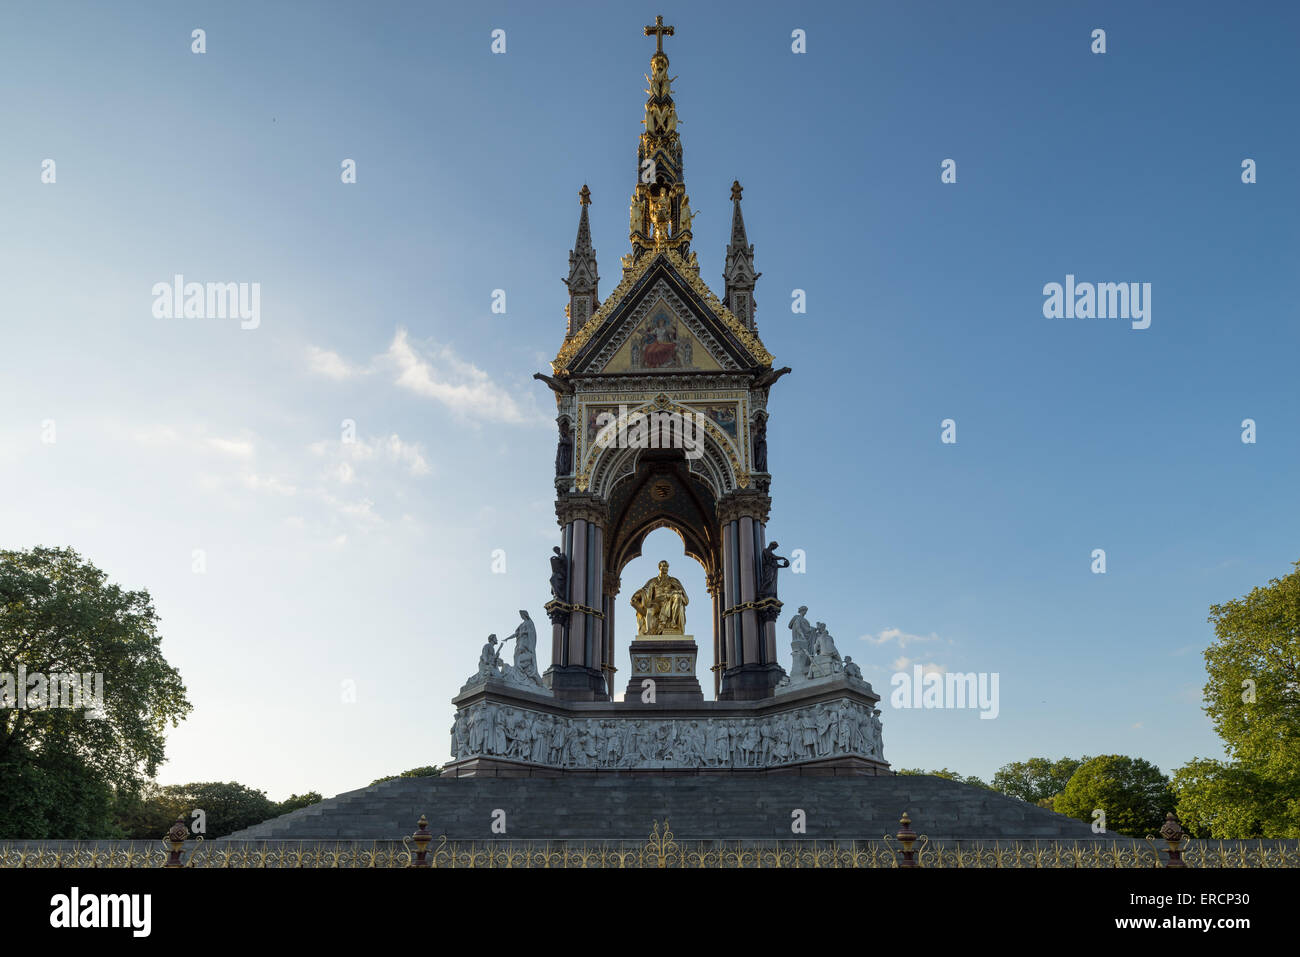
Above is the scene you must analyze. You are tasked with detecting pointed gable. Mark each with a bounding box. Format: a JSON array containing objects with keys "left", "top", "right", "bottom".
[{"left": 554, "top": 249, "right": 772, "bottom": 376}]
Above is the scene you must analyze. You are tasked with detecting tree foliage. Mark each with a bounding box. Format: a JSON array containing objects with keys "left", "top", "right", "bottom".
[
  {"left": 370, "top": 765, "right": 441, "bottom": 786},
  {"left": 992, "top": 756, "right": 1086, "bottom": 805},
  {"left": 897, "top": 767, "right": 990, "bottom": 789},
  {"left": 277, "top": 791, "right": 324, "bottom": 815},
  {"left": 114, "top": 781, "right": 314, "bottom": 839},
  {"left": 1170, "top": 758, "right": 1283, "bottom": 839},
  {"left": 1053, "top": 754, "right": 1171, "bottom": 837},
  {"left": 1175, "top": 561, "right": 1300, "bottom": 838},
  {"left": 0, "top": 547, "right": 192, "bottom": 838}
]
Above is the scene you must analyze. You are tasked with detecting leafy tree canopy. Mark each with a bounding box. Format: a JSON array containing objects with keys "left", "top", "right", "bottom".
[
  {"left": 992, "top": 756, "right": 1086, "bottom": 805},
  {"left": 1053, "top": 754, "right": 1171, "bottom": 838},
  {"left": 0, "top": 546, "right": 191, "bottom": 838},
  {"left": 897, "top": 767, "right": 990, "bottom": 789},
  {"left": 370, "top": 765, "right": 441, "bottom": 786}
]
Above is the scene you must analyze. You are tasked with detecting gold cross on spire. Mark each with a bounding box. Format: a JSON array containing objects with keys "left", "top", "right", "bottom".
[{"left": 644, "top": 15, "right": 674, "bottom": 55}]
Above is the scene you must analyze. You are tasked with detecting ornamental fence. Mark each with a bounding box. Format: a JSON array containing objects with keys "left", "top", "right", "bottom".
[{"left": 1, "top": 814, "right": 1297, "bottom": 868}]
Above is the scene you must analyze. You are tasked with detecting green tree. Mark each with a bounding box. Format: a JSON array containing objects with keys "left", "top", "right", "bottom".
[
  {"left": 1053, "top": 755, "right": 1171, "bottom": 837},
  {"left": 176, "top": 781, "right": 280, "bottom": 837},
  {"left": 992, "top": 756, "right": 1086, "bottom": 805},
  {"left": 897, "top": 767, "right": 990, "bottom": 789},
  {"left": 1170, "top": 759, "right": 1281, "bottom": 839},
  {"left": 1175, "top": 561, "right": 1300, "bottom": 838},
  {"left": 0, "top": 547, "right": 192, "bottom": 838},
  {"left": 115, "top": 781, "right": 282, "bottom": 839},
  {"left": 277, "top": 791, "right": 323, "bottom": 815},
  {"left": 0, "top": 743, "right": 119, "bottom": 839},
  {"left": 370, "top": 765, "right": 441, "bottom": 786}
]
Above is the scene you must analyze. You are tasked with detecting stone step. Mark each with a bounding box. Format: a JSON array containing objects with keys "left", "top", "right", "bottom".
[{"left": 221, "top": 774, "right": 1111, "bottom": 842}]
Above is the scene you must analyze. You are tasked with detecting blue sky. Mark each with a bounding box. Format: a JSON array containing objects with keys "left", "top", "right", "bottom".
[{"left": 2, "top": 0, "right": 1297, "bottom": 799}]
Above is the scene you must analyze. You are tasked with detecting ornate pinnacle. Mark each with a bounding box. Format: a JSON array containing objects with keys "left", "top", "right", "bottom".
[
  {"left": 629, "top": 16, "right": 687, "bottom": 261},
  {"left": 731, "top": 180, "right": 743, "bottom": 202},
  {"left": 579, "top": 184, "right": 591, "bottom": 206}
]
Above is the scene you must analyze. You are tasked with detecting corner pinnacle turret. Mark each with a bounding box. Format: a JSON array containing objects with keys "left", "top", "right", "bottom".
[
  {"left": 564, "top": 184, "right": 599, "bottom": 337},
  {"left": 723, "top": 180, "right": 760, "bottom": 330}
]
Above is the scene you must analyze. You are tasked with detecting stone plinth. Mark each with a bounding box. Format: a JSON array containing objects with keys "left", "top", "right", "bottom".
[{"left": 625, "top": 635, "right": 702, "bottom": 703}]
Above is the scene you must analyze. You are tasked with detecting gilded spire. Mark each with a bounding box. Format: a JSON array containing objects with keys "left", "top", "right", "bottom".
[
  {"left": 565, "top": 184, "right": 599, "bottom": 337},
  {"left": 626, "top": 15, "right": 695, "bottom": 271}
]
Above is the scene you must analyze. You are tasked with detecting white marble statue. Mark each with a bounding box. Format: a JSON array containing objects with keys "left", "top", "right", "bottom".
[
  {"left": 474, "top": 635, "right": 502, "bottom": 681},
  {"left": 500, "top": 610, "right": 548, "bottom": 692},
  {"left": 787, "top": 606, "right": 814, "bottom": 683}
]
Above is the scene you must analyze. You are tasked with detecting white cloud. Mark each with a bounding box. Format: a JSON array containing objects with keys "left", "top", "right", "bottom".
[
  {"left": 864, "top": 628, "right": 942, "bottom": 648},
  {"left": 207, "top": 436, "right": 255, "bottom": 458},
  {"left": 382, "top": 434, "right": 431, "bottom": 476},
  {"left": 307, "top": 328, "right": 541, "bottom": 426},
  {"left": 306, "top": 345, "right": 363, "bottom": 380},
  {"left": 892, "top": 657, "right": 947, "bottom": 675},
  {"left": 311, "top": 432, "right": 432, "bottom": 479},
  {"left": 241, "top": 473, "right": 297, "bottom": 496},
  {"left": 384, "top": 327, "right": 532, "bottom": 424},
  {"left": 131, "top": 424, "right": 182, "bottom": 446},
  {"left": 307, "top": 489, "right": 383, "bottom": 528}
]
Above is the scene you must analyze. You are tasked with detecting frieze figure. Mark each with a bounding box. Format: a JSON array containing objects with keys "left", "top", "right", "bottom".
[{"left": 450, "top": 697, "right": 885, "bottom": 769}]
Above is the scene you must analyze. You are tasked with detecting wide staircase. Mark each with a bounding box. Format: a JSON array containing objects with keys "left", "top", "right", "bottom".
[{"left": 223, "top": 773, "right": 1111, "bottom": 843}]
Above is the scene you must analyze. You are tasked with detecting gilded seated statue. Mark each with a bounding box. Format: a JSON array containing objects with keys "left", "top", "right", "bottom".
[{"left": 630, "top": 560, "right": 688, "bottom": 635}]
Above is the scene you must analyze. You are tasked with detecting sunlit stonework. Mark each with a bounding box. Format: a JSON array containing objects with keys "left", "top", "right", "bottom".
[{"left": 444, "top": 15, "right": 886, "bottom": 778}]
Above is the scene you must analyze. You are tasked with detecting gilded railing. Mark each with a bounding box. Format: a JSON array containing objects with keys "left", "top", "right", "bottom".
[{"left": 2, "top": 832, "right": 1297, "bottom": 868}]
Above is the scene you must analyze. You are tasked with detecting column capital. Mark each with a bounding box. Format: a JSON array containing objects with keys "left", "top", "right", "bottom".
[
  {"left": 717, "top": 489, "right": 771, "bottom": 525},
  {"left": 556, "top": 492, "right": 609, "bottom": 528}
]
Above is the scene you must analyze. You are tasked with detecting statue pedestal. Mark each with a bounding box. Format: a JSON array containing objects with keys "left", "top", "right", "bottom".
[{"left": 625, "top": 636, "right": 703, "bottom": 703}]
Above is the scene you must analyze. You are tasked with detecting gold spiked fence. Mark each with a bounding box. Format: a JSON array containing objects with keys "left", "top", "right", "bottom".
[{"left": 2, "top": 813, "right": 1298, "bottom": 868}]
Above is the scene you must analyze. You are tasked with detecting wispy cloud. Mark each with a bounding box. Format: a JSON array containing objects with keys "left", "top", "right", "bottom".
[
  {"left": 384, "top": 328, "right": 533, "bottom": 424},
  {"left": 310, "top": 432, "right": 432, "bottom": 478},
  {"left": 241, "top": 472, "right": 297, "bottom": 496},
  {"left": 892, "top": 657, "right": 947, "bottom": 674},
  {"left": 864, "top": 627, "right": 943, "bottom": 648},
  {"left": 306, "top": 345, "right": 364, "bottom": 380},
  {"left": 307, "top": 328, "right": 540, "bottom": 425},
  {"left": 207, "top": 436, "right": 255, "bottom": 458}
]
